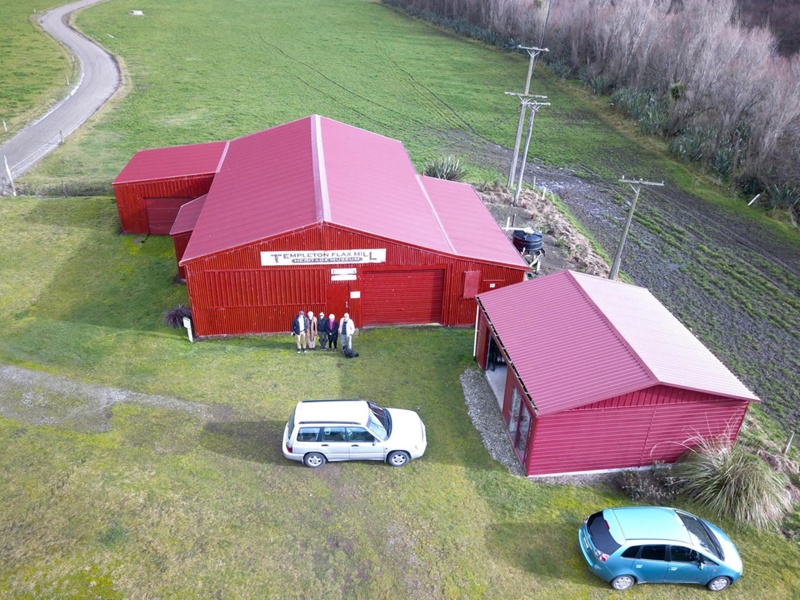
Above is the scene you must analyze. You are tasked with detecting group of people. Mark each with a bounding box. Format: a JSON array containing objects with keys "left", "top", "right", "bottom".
[{"left": 291, "top": 310, "right": 355, "bottom": 354}]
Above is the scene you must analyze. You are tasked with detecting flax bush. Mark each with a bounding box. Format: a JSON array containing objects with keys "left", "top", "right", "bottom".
[
  {"left": 422, "top": 156, "right": 467, "bottom": 181},
  {"left": 163, "top": 304, "right": 192, "bottom": 329},
  {"left": 673, "top": 436, "right": 792, "bottom": 529}
]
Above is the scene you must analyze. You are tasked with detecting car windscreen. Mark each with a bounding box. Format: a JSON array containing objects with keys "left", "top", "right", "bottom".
[
  {"left": 367, "top": 402, "right": 390, "bottom": 440},
  {"left": 586, "top": 511, "right": 622, "bottom": 554},
  {"left": 678, "top": 513, "right": 723, "bottom": 560}
]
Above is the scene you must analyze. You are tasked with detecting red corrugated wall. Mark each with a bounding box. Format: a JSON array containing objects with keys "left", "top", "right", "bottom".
[
  {"left": 524, "top": 385, "right": 750, "bottom": 476},
  {"left": 113, "top": 175, "right": 215, "bottom": 234},
  {"left": 183, "top": 224, "right": 527, "bottom": 336}
]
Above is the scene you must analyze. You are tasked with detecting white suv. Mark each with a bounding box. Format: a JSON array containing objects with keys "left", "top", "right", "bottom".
[{"left": 282, "top": 399, "right": 427, "bottom": 468}]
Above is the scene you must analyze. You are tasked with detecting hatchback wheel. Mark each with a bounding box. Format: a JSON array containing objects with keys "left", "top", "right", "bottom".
[
  {"left": 706, "top": 576, "right": 731, "bottom": 592},
  {"left": 610, "top": 575, "right": 635, "bottom": 591},
  {"left": 387, "top": 451, "right": 410, "bottom": 467},
  {"left": 303, "top": 452, "right": 326, "bottom": 468}
]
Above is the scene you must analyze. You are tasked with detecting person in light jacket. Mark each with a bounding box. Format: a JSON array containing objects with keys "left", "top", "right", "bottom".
[
  {"left": 307, "top": 311, "right": 318, "bottom": 350},
  {"left": 339, "top": 312, "right": 355, "bottom": 351},
  {"left": 326, "top": 314, "right": 338, "bottom": 351},
  {"left": 291, "top": 310, "right": 309, "bottom": 353}
]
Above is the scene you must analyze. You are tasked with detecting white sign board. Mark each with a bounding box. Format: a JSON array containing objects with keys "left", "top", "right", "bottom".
[
  {"left": 331, "top": 268, "right": 357, "bottom": 282},
  {"left": 350, "top": 291, "right": 361, "bottom": 299},
  {"left": 261, "top": 249, "right": 386, "bottom": 266}
]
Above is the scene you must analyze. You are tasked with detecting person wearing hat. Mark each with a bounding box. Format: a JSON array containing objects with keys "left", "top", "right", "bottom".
[
  {"left": 339, "top": 312, "right": 355, "bottom": 353},
  {"left": 326, "top": 314, "right": 339, "bottom": 351},
  {"left": 291, "top": 310, "right": 309, "bottom": 353},
  {"left": 307, "top": 311, "right": 318, "bottom": 350},
  {"left": 317, "top": 312, "right": 329, "bottom": 350}
]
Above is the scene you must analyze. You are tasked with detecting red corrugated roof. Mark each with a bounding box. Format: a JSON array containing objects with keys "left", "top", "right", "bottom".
[
  {"left": 112, "top": 140, "right": 228, "bottom": 185},
  {"left": 478, "top": 271, "right": 758, "bottom": 416},
  {"left": 170, "top": 195, "right": 207, "bottom": 236},
  {"left": 421, "top": 175, "right": 526, "bottom": 267},
  {"left": 180, "top": 115, "right": 526, "bottom": 267}
]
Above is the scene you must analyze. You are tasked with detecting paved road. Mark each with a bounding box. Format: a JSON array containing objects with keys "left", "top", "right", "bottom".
[{"left": 0, "top": 0, "right": 119, "bottom": 190}]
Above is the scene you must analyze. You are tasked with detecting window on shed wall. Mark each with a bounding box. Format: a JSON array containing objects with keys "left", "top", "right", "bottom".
[{"left": 462, "top": 270, "right": 481, "bottom": 299}]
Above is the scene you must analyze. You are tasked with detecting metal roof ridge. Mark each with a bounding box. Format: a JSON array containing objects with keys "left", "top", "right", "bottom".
[
  {"left": 567, "top": 271, "right": 660, "bottom": 385},
  {"left": 415, "top": 175, "right": 456, "bottom": 255},
  {"left": 312, "top": 115, "right": 331, "bottom": 222},
  {"left": 214, "top": 140, "right": 231, "bottom": 173}
]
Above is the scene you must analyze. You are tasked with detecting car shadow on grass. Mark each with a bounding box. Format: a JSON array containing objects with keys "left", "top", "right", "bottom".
[{"left": 199, "top": 420, "right": 287, "bottom": 464}]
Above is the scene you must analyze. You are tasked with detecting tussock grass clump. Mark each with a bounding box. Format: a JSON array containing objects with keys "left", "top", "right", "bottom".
[
  {"left": 163, "top": 304, "right": 192, "bottom": 328},
  {"left": 422, "top": 156, "right": 466, "bottom": 182},
  {"left": 673, "top": 436, "right": 792, "bottom": 528}
]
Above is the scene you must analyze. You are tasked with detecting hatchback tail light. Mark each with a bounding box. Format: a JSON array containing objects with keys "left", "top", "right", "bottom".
[
  {"left": 595, "top": 549, "right": 609, "bottom": 562},
  {"left": 286, "top": 443, "right": 292, "bottom": 453}
]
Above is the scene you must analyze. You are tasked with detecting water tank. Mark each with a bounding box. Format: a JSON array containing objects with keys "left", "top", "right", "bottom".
[{"left": 512, "top": 229, "right": 543, "bottom": 254}]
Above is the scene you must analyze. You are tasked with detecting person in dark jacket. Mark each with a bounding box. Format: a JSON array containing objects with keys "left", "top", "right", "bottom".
[
  {"left": 326, "top": 313, "right": 338, "bottom": 351},
  {"left": 291, "top": 310, "right": 309, "bottom": 353},
  {"left": 318, "top": 312, "right": 329, "bottom": 350}
]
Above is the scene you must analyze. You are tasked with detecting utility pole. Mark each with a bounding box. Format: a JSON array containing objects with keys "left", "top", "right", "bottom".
[
  {"left": 507, "top": 46, "right": 548, "bottom": 189},
  {"left": 505, "top": 95, "right": 550, "bottom": 205},
  {"left": 609, "top": 178, "right": 664, "bottom": 280}
]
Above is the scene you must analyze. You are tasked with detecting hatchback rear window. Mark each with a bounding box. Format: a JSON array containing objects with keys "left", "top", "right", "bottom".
[{"left": 587, "top": 511, "right": 621, "bottom": 554}]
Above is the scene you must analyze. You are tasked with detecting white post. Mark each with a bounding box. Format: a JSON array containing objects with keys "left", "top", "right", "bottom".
[
  {"left": 3, "top": 155, "right": 16, "bottom": 196},
  {"left": 182, "top": 317, "right": 194, "bottom": 343},
  {"left": 2, "top": 119, "right": 6, "bottom": 133}
]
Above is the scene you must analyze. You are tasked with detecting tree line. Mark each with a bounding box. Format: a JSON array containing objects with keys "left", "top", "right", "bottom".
[{"left": 386, "top": 0, "right": 799, "bottom": 215}]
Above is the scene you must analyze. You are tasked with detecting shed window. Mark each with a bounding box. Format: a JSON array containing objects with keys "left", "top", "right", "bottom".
[{"left": 462, "top": 270, "right": 481, "bottom": 299}]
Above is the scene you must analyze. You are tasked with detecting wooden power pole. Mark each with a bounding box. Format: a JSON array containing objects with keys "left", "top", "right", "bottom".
[{"left": 609, "top": 178, "right": 664, "bottom": 280}]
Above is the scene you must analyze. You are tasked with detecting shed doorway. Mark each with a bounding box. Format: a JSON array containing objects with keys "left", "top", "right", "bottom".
[{"left": 484, "top": 335, "right": 507, "bottom": 410}]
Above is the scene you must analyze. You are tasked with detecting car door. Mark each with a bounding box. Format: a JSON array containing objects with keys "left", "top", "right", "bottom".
[
  {"left": 631, "top": 545, "right": 669, "bottom": 583},
  {"left": 665, "top": 545, "right": 706, "bottom": 584},
  {"left": 346, "top": 427, "right": 383, "bottom": 460},
  {"left": 319, "top": 426, "right": 350, "bottom": 461}
]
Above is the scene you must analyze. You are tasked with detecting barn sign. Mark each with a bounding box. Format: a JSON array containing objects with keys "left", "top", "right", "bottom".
[{"left": 260, "top": 249, "right": 387, "bottom": 266}]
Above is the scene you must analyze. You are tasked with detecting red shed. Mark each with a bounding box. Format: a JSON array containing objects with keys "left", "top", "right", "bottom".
[
  {"left": 475, "top": 271, "right": 759, "bottom": 477},
  {"left": 114, "top": 115, "right": 529, "bottom": 335},
  {"left": 112, "top": 140, "right": 228, "bottom": 234}
]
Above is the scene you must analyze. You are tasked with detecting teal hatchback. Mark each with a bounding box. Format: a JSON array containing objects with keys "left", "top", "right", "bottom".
[{"left": 579, "top": 507, "right": 743, "bottom": 592}]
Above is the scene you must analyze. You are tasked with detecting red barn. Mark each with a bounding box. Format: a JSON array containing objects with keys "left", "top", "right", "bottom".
[
  {"left": 475, "top": 271, "right": 759, "bottom": 477},
  {"left": 112, "top": 116, "right": 529, "bottom": 335}
]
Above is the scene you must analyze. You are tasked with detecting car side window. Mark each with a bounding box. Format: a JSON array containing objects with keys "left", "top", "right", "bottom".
[
  {"left": 621, "top": 546, "right": 641, "bottom": 559},
  {"left": 297, "top": 427, "right": 320, "bottom": 442},
  {"left": 322, "top": 427, "right": 347, "bottom": 442},
  {"left": 670, "top": 545, "right": 699, "bottom": 563},
  {"left": 639, "top": 545, "right": 667, "bottom": 561},
  {"left": 347, "top": 427, "right": 375, "bottom": 442}
]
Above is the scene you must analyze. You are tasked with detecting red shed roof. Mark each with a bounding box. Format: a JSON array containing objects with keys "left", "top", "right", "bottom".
[
  {"left": 179, "top": 115, "right": 525, "bottom": 268},
  {"left": 112, "top": 140, "right": 228, "bottom": 185},
  {"left": 478, "top": 271, "right": 759, "bottom": 416}
]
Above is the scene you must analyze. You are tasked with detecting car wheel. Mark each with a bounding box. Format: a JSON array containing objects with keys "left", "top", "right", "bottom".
[
  {"left": 303, "top": 452, "right": 326, "bottom": 468},
  {"left": 706, "top": 576, "right": 731, "bottom": 592},
  {"left": 387, "top": 451, "right": 410, "bottom": 467},
  {"left": 610, "top": 575, "right": 635, "bottom": 591}
]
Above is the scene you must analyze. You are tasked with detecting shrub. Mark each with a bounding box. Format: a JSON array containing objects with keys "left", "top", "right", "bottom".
[
  {"left": 163, "top": 304, "right": 192, "bottom": 329},
  {"left": 673, "top": 436, "right": 792, "bottom": 528},
  {"left": 422, "top": 156, "right": 467, "bottom": 181}
]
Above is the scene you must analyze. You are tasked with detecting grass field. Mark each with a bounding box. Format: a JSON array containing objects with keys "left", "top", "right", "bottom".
[
  {"left": 2, "top": 196, "right": 799, "bottom": 598},
  {"left": 2, "top": 0, "right": 799, "bottom": 597}
]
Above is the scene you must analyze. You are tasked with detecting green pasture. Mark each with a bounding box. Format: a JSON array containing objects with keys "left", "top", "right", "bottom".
[
  {"left": 19, "top": 0, "right": 643, "bottom": 193},
  {"left": 2, "top": 196, "right": 800, "bottom": 597}
]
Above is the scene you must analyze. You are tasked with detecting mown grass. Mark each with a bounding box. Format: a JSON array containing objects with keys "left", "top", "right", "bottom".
[
  {"left": 0, "top": 1, "right": 76, "bottom": 144},
  {"left": 2, "top": 196, "right": 800, "bottom": 597}
]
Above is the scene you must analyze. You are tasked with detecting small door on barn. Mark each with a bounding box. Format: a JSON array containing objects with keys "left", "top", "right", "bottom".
[
  {"left": 144, "top": 198, "right": 190, "bottom": 234},
  {"left": 361, "top": 268, "right": 445, "bottom": 326},
  {"left": 326, "top": 283, "right": 350, "bottom": 321},
  {"left": 506, "top": 387, "right": 533, "bottom": 466}
]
